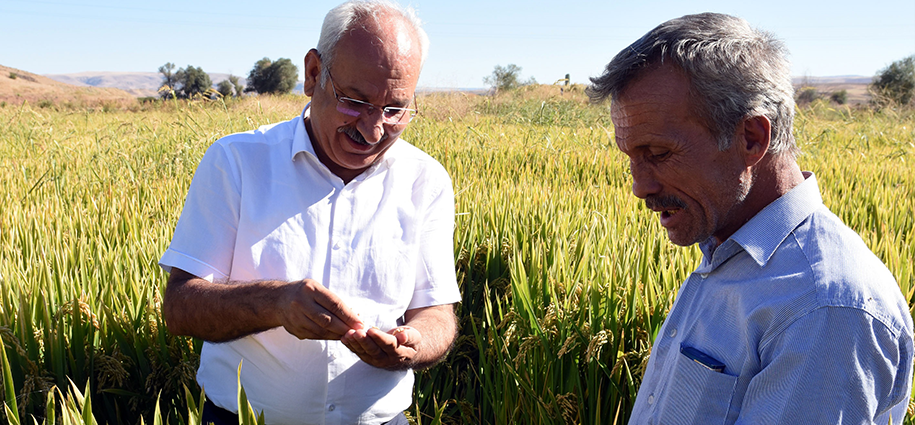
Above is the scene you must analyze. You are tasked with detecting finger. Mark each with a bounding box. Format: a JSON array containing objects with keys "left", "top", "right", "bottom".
[
  {"left": 389, "top": 326, "right": 421, "bottom": 348},
  {"left": 348, "top": 329, "right": 385, "bottom": 357},
  {"left": 285, "top": 312, "right": 348, "bottom": 340},
  {"left": 341, "top": 329, "right": 370, "bottom": 353},
  {"left": 365, "top": 328, "right": 406, "bottom": 355},
  {"left": 308, "top": 284, "right": 364, "bottom": 330}
]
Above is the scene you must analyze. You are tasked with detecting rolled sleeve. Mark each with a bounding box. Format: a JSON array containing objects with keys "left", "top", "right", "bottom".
[
  {"left": 408, "top": 169, "right": 461, "bottom": 310},
  {"left": 738, "top": 306, "right": 913, "bottom": 424},
  {"left": 159, "top": 142, "right": 241, "bottom": 281}
]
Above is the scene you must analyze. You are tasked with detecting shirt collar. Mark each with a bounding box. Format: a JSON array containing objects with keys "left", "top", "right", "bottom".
[
  {"left": 290, "top": 103, "right": 400, "bottom": 181},
  {"left": 291, "top": 104, "right": 317, "bottom": 162},
  {"left": 697, "top": 171, "right": 823, "bottom": 272}
]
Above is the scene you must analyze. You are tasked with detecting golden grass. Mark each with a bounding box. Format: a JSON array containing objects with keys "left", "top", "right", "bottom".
[{"left": 0, "top": 93, "right": 913, "bottom": 424}]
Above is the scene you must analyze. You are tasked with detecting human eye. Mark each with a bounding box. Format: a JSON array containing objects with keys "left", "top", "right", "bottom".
[
  {"left": 343, "top": 97, "right": 373, "bottom": 113},
  {"left": 648, "top": 148, "right": 671, "bottom": 161},
  {"left": 382, "top": 106, "right": 408, "bottom": 118}
]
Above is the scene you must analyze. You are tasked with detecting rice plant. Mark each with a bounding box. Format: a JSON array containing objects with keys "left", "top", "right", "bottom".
[{"left": 1, "top": 94, "right": 912, "bottom": 424}]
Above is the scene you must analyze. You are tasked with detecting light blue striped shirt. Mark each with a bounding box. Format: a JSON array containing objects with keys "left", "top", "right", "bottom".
[{"left": 628, "top": 173, "right": 913, "bottom": 425}]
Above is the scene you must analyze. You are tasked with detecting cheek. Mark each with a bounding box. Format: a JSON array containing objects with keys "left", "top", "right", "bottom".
[{"left": 384, "top": 126, "right": 407, "bottom": 141}]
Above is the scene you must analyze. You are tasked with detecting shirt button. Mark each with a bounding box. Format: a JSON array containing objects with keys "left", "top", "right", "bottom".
[
  {"left": 328, "top": 404, "right": 335, "bottom": 412},
  {"left": 668, "top": 328, "right": 677, "bottom": 338},
  {"left": 648, "top": 394, "right": 655, "bottom": 405}
]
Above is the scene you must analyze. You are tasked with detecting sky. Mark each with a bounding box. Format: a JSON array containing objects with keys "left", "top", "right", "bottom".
[{"left": 2, "top": 0, "right": 914, "bottom": 89}]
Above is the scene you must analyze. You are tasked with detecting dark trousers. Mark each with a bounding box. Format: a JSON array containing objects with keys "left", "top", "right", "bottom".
[{"left": 202, "top": 400, "right": 239, "bottom": 425}]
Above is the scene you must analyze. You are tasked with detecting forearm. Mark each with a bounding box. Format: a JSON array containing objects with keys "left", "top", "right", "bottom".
[
  {"left": 162, "top": 269, "right": 288, "bottom": 342},
  {"left": 402, "top": 304, "right": 458, "bottom": 370}
]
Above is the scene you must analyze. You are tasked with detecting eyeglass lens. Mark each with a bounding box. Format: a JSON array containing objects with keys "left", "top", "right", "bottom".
[{"left": 336, "top": 100, "right": 413, "bottom": 124}]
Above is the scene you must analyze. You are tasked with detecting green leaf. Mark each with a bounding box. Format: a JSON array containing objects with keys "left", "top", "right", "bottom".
[
  {"left": 1, "top": 338, "right": 20, "bottom": 425},
  {"left": 153, "top": 391, "right": 163, "bottom": 425}
]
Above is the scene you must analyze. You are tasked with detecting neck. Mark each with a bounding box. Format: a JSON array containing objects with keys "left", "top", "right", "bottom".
[{"left": 712, "top": 153, "right": 804, "bottom": 245}]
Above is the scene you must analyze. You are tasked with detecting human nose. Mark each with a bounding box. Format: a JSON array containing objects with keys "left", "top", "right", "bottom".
[
  {"left": 356, "top": 110, "right": 386, "bottom": 144},
  {"left": 629, "top": 160, "right": 661, "bottom": 199}
]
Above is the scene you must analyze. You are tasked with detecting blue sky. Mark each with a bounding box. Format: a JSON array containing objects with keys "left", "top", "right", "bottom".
[{"left": 2, "top": 0, "right": 913, "bottom": 89}]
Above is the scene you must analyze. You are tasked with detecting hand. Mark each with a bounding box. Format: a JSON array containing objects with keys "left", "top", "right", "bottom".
[
  {"left": 279, "top": 279, "right": 364, "bottom": 340},
  {"left": 340, "top": 326, "right": 422, "bottom": 370}
]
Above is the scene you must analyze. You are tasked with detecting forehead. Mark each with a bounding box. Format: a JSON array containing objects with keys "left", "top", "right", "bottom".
[
  {"left": 332, "top": 14, "right": 422, "bottom": 99},
  {"left": 610, "top": 64, "right": 704, "bottom": 151}
]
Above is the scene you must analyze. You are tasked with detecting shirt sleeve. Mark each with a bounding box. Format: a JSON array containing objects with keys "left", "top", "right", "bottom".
[
  {"left": 407, "top": 167, "right": 461, "bottom": 310},
  {"left": 736, "top": 306, "right": 913, "bottom": 424},
  {"left": 159, "top": 141, "right": 241, "bottom": 282}
]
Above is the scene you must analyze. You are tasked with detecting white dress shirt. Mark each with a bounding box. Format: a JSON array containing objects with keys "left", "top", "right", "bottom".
[{"left": 160, "top": 105, "right": 461, "bottom": 425}]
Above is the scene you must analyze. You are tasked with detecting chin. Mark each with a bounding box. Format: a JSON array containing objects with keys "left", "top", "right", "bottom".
[
  {"left": 667, "top": 236, "right": 695, "bottom": 247},
  {"left": 665, "top": 229, "right": 704, "bottom": 247}
]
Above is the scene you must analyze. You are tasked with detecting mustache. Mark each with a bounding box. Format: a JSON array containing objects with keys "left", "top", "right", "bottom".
[
  {"left": 645, "top": 195, "right": 687, "bottom": 211},
  {"left": 338, "top": 126, "right": 388, "bottom": 146}
]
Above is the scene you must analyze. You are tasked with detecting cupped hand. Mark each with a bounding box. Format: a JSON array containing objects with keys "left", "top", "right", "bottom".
[
  {"left": 279, "top": 279, "right": 364, "bottom": 340},
  {"left": 340, "top": 326, "right": 422, "bottom": 370}
]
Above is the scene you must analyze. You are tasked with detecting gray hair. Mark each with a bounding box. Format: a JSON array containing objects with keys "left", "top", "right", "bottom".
[
  {"left": 587, "top": 13, "right": 798, "bottom": 157},
  {"left": 316, "top": 0, "right": 429, "bottom": 88}
]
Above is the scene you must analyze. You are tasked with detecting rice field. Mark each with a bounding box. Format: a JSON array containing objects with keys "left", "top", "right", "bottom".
[{"left": 0, "top": 88, "right": 913, "bottom": 424}]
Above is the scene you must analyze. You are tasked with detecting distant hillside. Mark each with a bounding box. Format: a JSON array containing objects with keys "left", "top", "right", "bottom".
[
  {"left": 1, "top": 65, "right": 136, "bottom": 107},
  {"left": 45, "top": 71, "right": 305, "bottom": 97},
  {"left": 792, "top": 75, "right": 873, "bottom": 105},
  {"left": 45, "top": 71, "right": 163, "bottom": 97}
]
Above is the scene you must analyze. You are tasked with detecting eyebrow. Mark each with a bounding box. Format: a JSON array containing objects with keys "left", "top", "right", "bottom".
[{"left": 339, "top": 83, "right": 411, "bottom": 108}]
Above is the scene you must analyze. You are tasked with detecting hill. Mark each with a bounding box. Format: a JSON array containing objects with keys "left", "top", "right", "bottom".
[
  {"left": 1, "top": 65, "right": 136, "bottom": 108},
  {"left": 45, "top": 71, "right": 164, "bottom": 98},
  {"left": 792, "top": 75, "right": 873, "bottom": 105},
  {"left": 44, "top": 71, "right": 305, "bottom": 97}
]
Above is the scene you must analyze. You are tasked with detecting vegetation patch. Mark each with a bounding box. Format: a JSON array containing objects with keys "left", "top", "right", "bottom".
[{"left": 1, "top": 91, "right": 913, "bottom": 424}]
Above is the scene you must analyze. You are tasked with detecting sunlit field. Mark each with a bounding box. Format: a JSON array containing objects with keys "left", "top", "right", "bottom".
[{"left": 1, "top": 88, "right": 913, "bottom": 424}]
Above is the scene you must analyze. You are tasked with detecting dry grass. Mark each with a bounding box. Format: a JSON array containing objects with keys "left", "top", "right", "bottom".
[
  {"left": 0, "top": 64, "right": 137, "bottom": 108},
  {"left": 0, "top": 92, "right": 912, "bottom": 425}
]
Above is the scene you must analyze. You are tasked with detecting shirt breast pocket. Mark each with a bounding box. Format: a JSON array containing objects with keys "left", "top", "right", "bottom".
[{"left": 658, "top": 349, "right": 738, "bottom": 425}]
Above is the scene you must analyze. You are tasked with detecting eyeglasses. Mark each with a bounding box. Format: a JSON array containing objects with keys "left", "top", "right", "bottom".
[{"left": 328, "top": 73, "right": 418, "bottom": 125}]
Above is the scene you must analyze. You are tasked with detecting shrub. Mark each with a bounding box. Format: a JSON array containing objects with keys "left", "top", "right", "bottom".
[
  {"left": 829, "top": 90, "right": 848, "bottom": 105},
  {"left": 870, "top": 55, "right": 915, "bottom": 107},
  {"left": 796, "top": 87, "right": 819, "bottom": 105}
]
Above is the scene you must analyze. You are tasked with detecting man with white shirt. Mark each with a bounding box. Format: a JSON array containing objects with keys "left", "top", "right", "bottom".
[
  {"left": 159, "top": 1, "right": 460, "bottom": 424},
  {"left": 588, "top": 13, "right": 913, "bottom": 424}
]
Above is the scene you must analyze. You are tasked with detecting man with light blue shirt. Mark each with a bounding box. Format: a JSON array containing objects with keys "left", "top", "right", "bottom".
[
  {"left": 159, "top": 1, "right": 460, "bottom": 424},
  {"left": 588, "top": 13, "right": 913, "bottom": 424}
]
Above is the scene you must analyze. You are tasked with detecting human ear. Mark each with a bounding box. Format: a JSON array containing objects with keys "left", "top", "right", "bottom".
[
  {"left": 302, "top": 49, "right": 321, "bottom": 97},
  {"left": 738, "top": 115, "right": 771, "bottom": 167}
]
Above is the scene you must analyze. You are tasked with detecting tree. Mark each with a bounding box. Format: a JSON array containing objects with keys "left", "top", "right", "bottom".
[
  {"left": 175, "top": 65, "right": 213, "bottom": 99},
  {"left": 484, "top": 64, "right": 523, "bottom": 92},
  {"left": 158, "top": 62, "right": 178, "bottom": 99},
  {"left": 217, "top": 80, "right": 235, "bottom": 98},
  {"left": 870, "top": 55, "right": 915, "bottom": 106},
  {"left": 245, "top": 58, "right": 299, "bottom": 95},
  {"left": 228, "top": 75, "right": 244, "bottom": 97}
]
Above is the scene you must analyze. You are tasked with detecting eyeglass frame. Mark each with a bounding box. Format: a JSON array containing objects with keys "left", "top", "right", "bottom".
[{"left": 327, "top": 71, "right": 418, "bottom": 125}]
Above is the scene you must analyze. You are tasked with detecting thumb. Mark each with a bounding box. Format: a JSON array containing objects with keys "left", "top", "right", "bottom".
[
  {"left": 391, "top": 326, "right": 421, "bottom": 348},
  {"left": 310, "top": 284, "right": 364, "bottom": 328}
]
